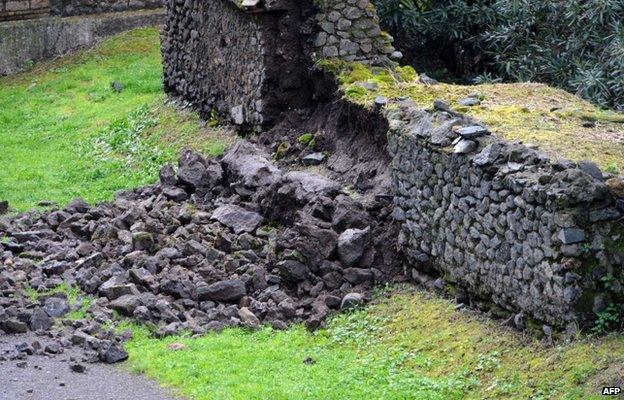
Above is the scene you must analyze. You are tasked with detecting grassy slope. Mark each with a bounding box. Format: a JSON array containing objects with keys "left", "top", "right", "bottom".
[
  {"left": 0, "top": 27, "right": 231, "bottom": 211},
  {"left": 125, "top": 288, "right": 624, "bottom": 400},
  {"left": 330, "top": 62, "right": 624, "bottom": 174}
]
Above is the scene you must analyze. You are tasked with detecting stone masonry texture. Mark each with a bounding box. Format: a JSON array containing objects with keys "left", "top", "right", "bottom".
[
  {"left": 385, "top": 99, "right": 624, "bottom": 329},
  {"left": 161, "top": 0, "right": 394, "bottom": 129}
]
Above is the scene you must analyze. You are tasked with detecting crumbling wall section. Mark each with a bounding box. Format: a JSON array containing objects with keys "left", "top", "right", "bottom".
[
  {"left": 385, "top": 99, "right": 624, "bottom": 329},
  {"left": 161, "top": 0, "right": 395, "bottom": 128},
  {"left": 313, "top": 0, "right": 396, "bottom": 62}
]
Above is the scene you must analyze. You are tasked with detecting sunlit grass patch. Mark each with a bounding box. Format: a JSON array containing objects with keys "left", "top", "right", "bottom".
[
  {"left": 124, "top": 288, "right": 624, "bottom": 400},
  {"left": 0, "top": 27, "right": 232, "bottom": 211}
]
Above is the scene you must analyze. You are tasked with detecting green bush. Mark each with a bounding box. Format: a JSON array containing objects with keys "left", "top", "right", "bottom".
[{"left": 373, "top": 0, "right": 624, "bottom": 109}]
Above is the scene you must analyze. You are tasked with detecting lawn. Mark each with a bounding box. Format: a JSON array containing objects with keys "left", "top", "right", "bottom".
[
  {"left": 0, "top": 27, "right": 232, "bottom": 212},
  {"left": 125, "top": 288, "right": 624, "bottom": 400}
]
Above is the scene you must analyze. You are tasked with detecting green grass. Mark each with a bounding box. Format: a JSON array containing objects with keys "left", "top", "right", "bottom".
[
  {"left": 0, "top": 27, "right": 232, "bottom": 211},
  {"left": 125, "top": 288, "right": 624, "bottom": 400},
  {"left": 24, "top": 282, "right": 93, "bottom": 320}
]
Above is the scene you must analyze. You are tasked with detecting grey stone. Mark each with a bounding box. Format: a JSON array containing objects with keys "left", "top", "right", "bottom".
[
  {"left": 473, "top": 143, "right": 501, "bottom": 166},
  {"left": 374, "top": 96, "right": 388, "bottom": 107},
  {"left": 30, "top": 308, "right": 53, "bottom": 331},
  {"left": 453, "top": 139, "right": 477, "bottom": 154},
  {"left": 337, "top": 227, "right": 370, "bottom": 267},
  {"left": 0, "top": 319, "right": 28, "bottom": 334},
  {"left": 456, "top": 125, "right": 489, "bottom": 139},
  {"left": 211, "top": 204, "right": 263, "bottom": 234},
  {"left": 458, "top": 97, "right": 481, "bottom": 106},
  {"left": 277, "top": 260, "right": 308, "bottom": 283},
  {"left": 110, "top": 295, "right": 141, "bottom": 316},
  {"left": 302, "top": 152, "right": 326, "bottom": 166},
  {"left": 197, "top": 279, "right": 246, "bottom": 302},
  {"left": 340, "top": 293, "right": 363, "bottom": 310},
  {"left": 43, "top": 297, "right": 69, "bottom": 317},
  {"left": 238, "top": 307, "right": 261, "bottom": 329},
  {"left": 99, "top": 344, "right": 128, "bottom": 364},
  {"left": 557, "top": 228, "right": 585, "bottom": 245},
  {"left": 578, "top": 160, "right": 603, "bottom": 180},
  {"left": 230, "top": 105, "right": 245, "bottom": 125}
]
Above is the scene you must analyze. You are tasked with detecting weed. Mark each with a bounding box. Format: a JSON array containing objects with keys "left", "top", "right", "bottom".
[{"left": 592, "top": 304, "right": 621, "bottom": 335}]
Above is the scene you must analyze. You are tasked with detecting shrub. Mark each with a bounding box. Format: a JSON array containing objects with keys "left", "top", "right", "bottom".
[{"left": 373, "top": 0, "right": 624, "bottom": 109}]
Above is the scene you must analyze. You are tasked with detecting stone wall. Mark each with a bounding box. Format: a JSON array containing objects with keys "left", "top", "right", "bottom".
[
  {"left": 0, "top": 0, "right": 161, "bottom": 20},
  {"left": 49, "top": 0, "right": 162, "bottom": 17},
  {"left": 0, "top": 9, "right": 164, "bottom": 75},
  {"left": 0, "top": 0, "right": 49, "bottom": 21},
  {"left": 385, "top": 99, "right": 624, "bottom": 329},
  {"left": 313, "top": 0, "right": 397, "bottom": 62},
  {"left": 162, "top": 0, "right": 394, "bottom": 128}
]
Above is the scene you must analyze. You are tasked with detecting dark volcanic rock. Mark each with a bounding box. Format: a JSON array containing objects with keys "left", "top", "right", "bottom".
[
  {"left": 99, "top": 344, "right": 129, "bottom": 364},
  {"left": 197, "top": 279, "right": 247, "bottom": 302},
  {"left": 337, "top": 227, "right": 370, "bottom": 267},
  {"left": 340, "top": 293, "right": 364, "bottom": 310},
  {"left": 0, "top": 319, "right": 28, "bottom": 334},
  {"left": 211, "top": 204, "right": 263, "bottom": 234},
  {"left": 0, "top": 145, "right": 401, "bottom": 365},
  {"left": 43, "top": 297, "right": 69, "bottom": 318},
  {"left": 30, "top": 308, "right": 53, "bottom": 331}
]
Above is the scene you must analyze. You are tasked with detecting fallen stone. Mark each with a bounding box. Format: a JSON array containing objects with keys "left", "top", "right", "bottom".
[
  {"left": 70, "top": 363, "right": 86, "bottom": 373},
  {"left": 578, "top": 160, "right": 603, "bottom": 180},
  {"left": 458, "top": 97, "right": 481, "bottom": 106},
  {"left": 277, "top": 260, "right": 308, "bottom": 283},
  {"left": 238, "top": 307, "right": 261, "bottom": 329},
  {"left": 99, "top": 344, "right": 128, "bottom": 364},
  {"left": 337, "top": 228, "right": 370, "bottom": 267},
  {"left": 197, "top": 279, "right": 246, "bottom": 302},
  {"left": 340, "top": 293, "right": 363, "bottom": 310},
  {"left": 453, "top": 139, "right": 478, "bottom": 154},
  {"left": 43, "top": 297, "right": 69, "bottom": 318},
  {"left": 0, "top": 319, "right": 28, "bottom": 334},
  {"left": 473, "top": 143, "right": 501, "bottom": 166},
  {"left": 456, "top": 125, "right": 489, "bottom": 139},
  {"left": 211, "top": 204, "right": 263, "bottom": 234},
  {"left": 558, "top": 228, "right": 585, "bottom": 245},
  {"left": 109, "top": 295, "right": 141, "bottom": 316},
  {"left": 302, "top": 152, "right": 326, "bottom": 166},
  {"left": 30, "top": 308, "right": 53, "bottom": 331}
]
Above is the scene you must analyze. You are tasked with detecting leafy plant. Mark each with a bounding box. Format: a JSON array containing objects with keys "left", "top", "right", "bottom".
[
  {"left": 591, "top": 303, "right": 621, "bottom": 335},
  {"left": 373, "top": 0, "right": 624, "bottom": 109}
]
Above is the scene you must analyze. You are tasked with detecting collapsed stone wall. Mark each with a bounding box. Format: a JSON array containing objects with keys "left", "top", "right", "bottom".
[
  {"left": 49, "top": 0, "right": 163, "bottom": 17},
  {"left": 385, "top": 99, "right": 624, "bottom": 329},
  {"left": 161, "top": 0, "right": 395, "bottom": 129}
]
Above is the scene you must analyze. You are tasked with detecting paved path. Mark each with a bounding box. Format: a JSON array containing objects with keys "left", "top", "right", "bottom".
[{"left": 0, "top": 334, "right": 182, "bottom": 400}]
